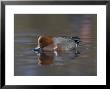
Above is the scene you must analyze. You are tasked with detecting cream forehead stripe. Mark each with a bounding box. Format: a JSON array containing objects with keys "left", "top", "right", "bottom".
[{"left": 37, "top": 36, "right": 42, "bottom": 47}]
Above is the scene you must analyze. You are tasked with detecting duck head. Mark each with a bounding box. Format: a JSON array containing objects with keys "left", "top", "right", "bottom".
[{"left": 34, "top": 36, "right": 54, "bottom": 53}]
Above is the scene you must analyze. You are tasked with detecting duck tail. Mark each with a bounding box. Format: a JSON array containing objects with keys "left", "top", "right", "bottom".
[{"left": 71, "top": 36, "right": 80, "bottom": 45}]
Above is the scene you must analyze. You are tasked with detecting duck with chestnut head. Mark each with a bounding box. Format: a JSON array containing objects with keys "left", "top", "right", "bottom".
[{"left": 33, "top": 35, "right": 80, "bottom": 53}]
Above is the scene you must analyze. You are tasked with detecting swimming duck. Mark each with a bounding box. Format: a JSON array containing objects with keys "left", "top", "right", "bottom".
[{"left": 34, "top": 35, "right": 80, "bottom": 53}]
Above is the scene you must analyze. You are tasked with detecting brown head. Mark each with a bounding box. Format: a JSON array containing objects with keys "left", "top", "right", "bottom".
[{"left": 37, "top": 36, "right": 54, "bottom": 48}]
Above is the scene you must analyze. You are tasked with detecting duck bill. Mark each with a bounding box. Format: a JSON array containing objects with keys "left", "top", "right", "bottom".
[{"left": 33, "top": 47, "right": 42, "bottom": 53}]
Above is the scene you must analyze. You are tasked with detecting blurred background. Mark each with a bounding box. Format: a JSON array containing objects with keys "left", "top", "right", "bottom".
[
  {"left": 14, "top": 14, "right": 97, "bottom": 76},
  {"left": 14, "top": 14, "right": 96, "bottom": 36}
]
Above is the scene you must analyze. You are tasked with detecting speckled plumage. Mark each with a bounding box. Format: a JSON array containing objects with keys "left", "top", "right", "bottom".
[{"left": 34, "top": 36, "right": 80, "bottom": 53}]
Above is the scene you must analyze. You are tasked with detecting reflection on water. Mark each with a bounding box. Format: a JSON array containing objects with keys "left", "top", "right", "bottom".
[
  {"left": 14, "top": 14, "right": 97, "bottom": 76},
  {"left": 37, "top": 53, "right": 54, "bottom": 65},
  {"left": 80, "top": 15, "right": 92, "bottom": 44},
  {"left": 37, "top": 49, "right": 80, "bottom": 66}
]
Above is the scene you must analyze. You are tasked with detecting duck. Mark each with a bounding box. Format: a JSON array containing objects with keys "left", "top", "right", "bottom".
[{"left": 33, "top": 35, "right": 80, "bottom": 53}]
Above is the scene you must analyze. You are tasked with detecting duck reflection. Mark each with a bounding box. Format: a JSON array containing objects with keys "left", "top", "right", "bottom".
[
  {"left": 37, "top": 52, "right": 54, "bottom": 65},
  {"left": 36, "top": 49, "right": 80, "bottom": 66}
]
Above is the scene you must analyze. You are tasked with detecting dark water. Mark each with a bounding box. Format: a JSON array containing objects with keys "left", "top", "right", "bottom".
[{"left": 14, "top": 14, "right": 97, "bottom": 76}]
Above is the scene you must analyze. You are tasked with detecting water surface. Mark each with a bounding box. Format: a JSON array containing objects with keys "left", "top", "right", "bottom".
[{"left": 14, "top": 14, "right": 97, "bottom": 76}]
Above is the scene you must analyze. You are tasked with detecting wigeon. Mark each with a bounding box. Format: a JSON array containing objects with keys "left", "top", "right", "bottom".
[{"left": 34, "top": 35, "right": 80, "bottom": 53}]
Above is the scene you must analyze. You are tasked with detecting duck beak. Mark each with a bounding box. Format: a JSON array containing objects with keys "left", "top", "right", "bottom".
[
  {"left": 33, "top": 47, "right": 41, "bottom": 53},
  {"left": 33, "top": 47, "right": 39, "bottom": 51}
]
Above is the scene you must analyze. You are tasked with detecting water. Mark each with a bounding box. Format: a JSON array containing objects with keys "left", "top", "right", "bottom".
[{"left": 14, "top": 14, "right": 97, "bottom": 76}]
